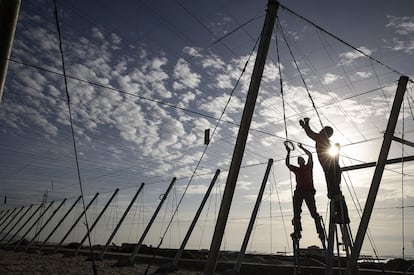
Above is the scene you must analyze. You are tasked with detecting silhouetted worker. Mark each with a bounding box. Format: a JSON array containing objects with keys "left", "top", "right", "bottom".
[
  {"left": 285, "top": 142, "right": 325, "bottom": 240},
  {"left": 299, "top": 117, "right": 349, "bottom": 224}
]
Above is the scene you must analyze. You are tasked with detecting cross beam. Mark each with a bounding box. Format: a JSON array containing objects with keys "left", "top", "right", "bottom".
[
  {"left": 341, "top": 155, "right": 414, "bottom": 172},
  {"left": 392, "top": 136, "right": 414, "bottom": 147}
]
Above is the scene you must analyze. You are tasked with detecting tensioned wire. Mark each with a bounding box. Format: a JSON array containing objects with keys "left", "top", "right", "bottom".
[
  {"left": 143, "top": 32, "right": 261, "bottom": 273},
  {"left": 279, "top": 3, "right": 413, "bottom": 84},
  {"left": 7, "top": 0, "right": 414, "bottom": 238},
  {"left": 3, "top": 4, "right": 414, "bottom": 264},
  {"left": 274, "top": 20, "right": 295, "bottom": 235},
  {"left": 52, "top": 1, "right": 97, "bottom": 273},
  {"left": 5, "top": 56, "right": 396, "bottom": 150},
  {"left": 276, "top": 18, "right": 324, "bottom": 128},
  {"left": 4, "top": 2, "right": 410, "bottom": 188}
]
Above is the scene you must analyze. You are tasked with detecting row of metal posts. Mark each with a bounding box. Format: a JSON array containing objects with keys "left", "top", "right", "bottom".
[
  {"left": 0, "top": 176, "right": 202, "bottom": 264},
  {"left": 0, "top": 163, "right": 274, "bottom": 273}
]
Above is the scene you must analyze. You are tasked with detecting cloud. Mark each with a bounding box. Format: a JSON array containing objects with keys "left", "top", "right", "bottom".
[
  {"left": 207, "top": 12, "right": 233, "bottom": 37},
  {"left": 386, "top": 15, "right": 414, "bottom": 35},
  {"left": 339, "top": 46, "right": 373, "bottom": 65},
  {"left": 322, "top": 73, "right": 341, "bottom": 85},
  {"left": 175, "top": 183, "right": 208, "bottom": 195},
  {"left": 355, "top": 71, "right": 372, "bottom": 78},
  {"left": 389, "top": 38, "right": 414, "bottom": 54},
  {"left": 173, "top": 58, "right": 201, "bottom": 90},
  {"left": 201, "top": 54, "right": 225, "bottom": 70},
  {"left": 3, "top": 1, "right": 413, "bottom": 259},
  {"left": 237, "top": 180, "right": 253, "bottom": 191},
  {"left": 92, "top": 27, "right": 105, "bottom": 41},
  {"left": 111, "top": 33, "right": 122, "bottom": 45},
  {"left": 198, "top": 94, "right": 244, "bottom": 123},
  {"left": 385, "top": 15, "right": 414, "bottom": 54},
  {"left": 4, "top": 13, "right": 217, "bottom": 189}
]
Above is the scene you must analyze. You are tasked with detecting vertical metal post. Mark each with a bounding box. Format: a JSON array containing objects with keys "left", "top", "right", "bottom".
[
  {"left": 0, "top": 0, "right": 21, "bottom": 102},
  {"left": 54, "top": 192, "right": 99, "bottom": 252},
  {"left": 173, "top": 170, "right": 220, "bottom": 266},
  {"left": 0, "top": 206, "right": 23, "bottom": 237},
  {"left": 25, "top": 199, "right": 67, "bottom": 250},
  {"left": 0, "top": 205, "right": 33, "bottom": 243},
  {"left": 4, "top": 204, "right": 43, "bottom": 246},
  {"left": 204, "top": 1, "right": 279, "bottom": 274},
  {"left": 126, "top": 177, "right": 176, "bottom": 265},
  {"left": 14, "top": 201, "right": 55, "bottom": 249},
  {"left": 74, "top": 189, "right": 119, "bottom": 255},
  {"left": 350, "top": 76, "right": 409, "bottom": 267},
  {"left": 234, "top": 159, "right": 273, "bottom": 273},
  {"left": 38, "top": 196, "right": 81, "bottom": 252},
  {"left": 99, "top": 184, "right": 144, "bottom": 259}
]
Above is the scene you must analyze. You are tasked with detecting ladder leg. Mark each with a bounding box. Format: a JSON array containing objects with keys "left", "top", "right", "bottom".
[
  {"left": 292, "top": 235, "right": 300, "bottom": 275},
  {"left": 325, "top": 200, "right": 336, "bottom": 275},
  {"left": 318, "top": 215, "right": 327, "bottom": 250},
  {"left": 335, "top": 225, "right": 343, "bottom": 275}
]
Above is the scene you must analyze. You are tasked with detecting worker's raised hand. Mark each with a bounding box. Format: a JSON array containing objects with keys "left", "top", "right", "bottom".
[
  {"left": 284, "top": 140, "right": 294, "bottom": 152},
  {"left": 299, "top": 118, "right": 310, "bottom": 128}
]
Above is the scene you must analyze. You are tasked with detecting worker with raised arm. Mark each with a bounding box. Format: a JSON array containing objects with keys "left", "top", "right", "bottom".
[
  {"left": 299, "top": 117, "right": 349, "bottom": 224},
  {"left": 285, "top": 142, "right": 325, "bottom": 240}
]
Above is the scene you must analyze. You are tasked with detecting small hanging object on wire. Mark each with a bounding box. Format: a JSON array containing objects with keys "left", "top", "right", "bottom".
[
  {"left": 4, "top": 195, "right": 6, "bottom": 204},
  {"left": 204, "top": 129, "right": 210, "bottom": 145},
  {"left": 284, "top": 140, "right": 295, "bottom": 151}
]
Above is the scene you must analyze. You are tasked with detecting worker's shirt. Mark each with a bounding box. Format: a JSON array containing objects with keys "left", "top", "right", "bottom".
[
  {"left": 291, "top": 163, "right": 315, "bottom": 192},
  {"left": 313, "top": 135, "right": 334, "bottom": 169}
]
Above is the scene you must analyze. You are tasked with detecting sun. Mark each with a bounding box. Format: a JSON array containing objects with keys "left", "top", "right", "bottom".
[{"left": 328, "top": 144, "right": 340, "bottom": 157}]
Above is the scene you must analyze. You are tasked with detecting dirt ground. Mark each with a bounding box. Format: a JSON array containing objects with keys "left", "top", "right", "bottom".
[{"left": 0, "top": 250, "right": 205, "bottom": 274}]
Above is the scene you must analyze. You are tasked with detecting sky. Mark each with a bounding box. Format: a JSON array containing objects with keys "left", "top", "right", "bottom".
[{"left": 0, "top": 0, "right": 414, "bottom": 260}]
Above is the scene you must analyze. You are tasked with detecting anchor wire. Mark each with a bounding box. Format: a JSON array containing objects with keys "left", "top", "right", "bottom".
[{"left": 53, "top": 1, "right": 97, "bottom": 273}]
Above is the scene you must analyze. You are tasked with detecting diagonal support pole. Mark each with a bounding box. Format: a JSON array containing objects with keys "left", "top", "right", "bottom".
[
  {"left": 350, "top": 76, "right": 409, "bottom": 268},
  {"left": 115, "top": 177, "right": 176, "bottom": 266},
  {"left": 0, "top": 206, "right": 23, "bottom": 237},
  {"left": 74, "top": 189, "right": 119, "bottom": 256},
  {"left": 4, "top": 204, "right": 43, "bottom": 247},
  {"left": 54, "top": 193, "right": 99, "bottom": 253},
  {"left": 0, "top": 0, "right": 21, "bottom": 102},
  {"left": 204, "top": 1, "right": 279, "bottom": 273},
  {"left": 0, "top": 207, "right": 16, "bottom": 230},
  {"left": 14, "top": 201, "right": 55, "bottom": 249},
  {"left": 173, "top": 170, "right": 220, "bottom": 266},
  {"left": 99, "top": 183, "right": 144, "bottom": 260},
  {"left": 0, "top": 205, "right": 33, "bottom": 243},
  {"left": 234, "top": 159, "right": 273, "bottom": 273},
  {"left": 38, "top": 196, "right": 82, "bottom": 252},
  {"left": 25, "top": 199, "right": 67, "bottom": 250}
]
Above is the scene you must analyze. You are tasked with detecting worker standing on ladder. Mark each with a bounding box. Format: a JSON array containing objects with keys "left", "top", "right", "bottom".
[
  {"left": 299, "top": 117, "right": 349, "bottom": 224},
  {"left": 285, "top": 142, "right": 325, "bottom": 241}
]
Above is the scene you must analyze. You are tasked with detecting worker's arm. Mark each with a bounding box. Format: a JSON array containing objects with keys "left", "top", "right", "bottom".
[
  {"left": 299, "top": 143, "right": 313, "bottom": 165},
  {"left": 300, "top": 118, "right": 318, "bottom": 141},
  {"left": 285, "top": 146, "right": 294, "bottom": 170}
]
